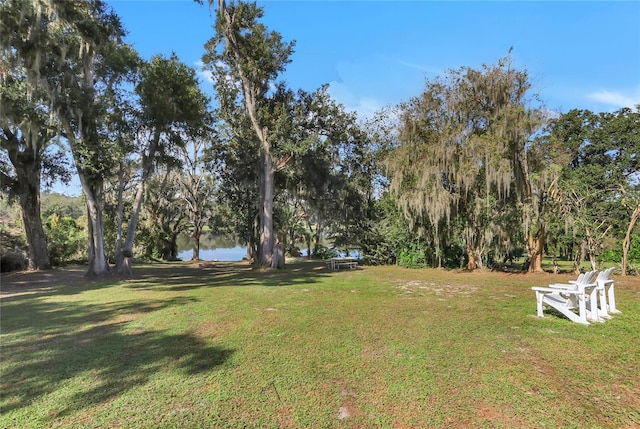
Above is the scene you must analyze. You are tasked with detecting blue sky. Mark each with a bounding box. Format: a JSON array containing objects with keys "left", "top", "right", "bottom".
[
  {"left": 50, "top": 1, "right": 639, "bottom": 196},
  {"left": 106, "top": 0, "right": 640, "bottom": 119}
]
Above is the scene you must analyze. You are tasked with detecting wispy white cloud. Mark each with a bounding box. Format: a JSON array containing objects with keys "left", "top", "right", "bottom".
[
  {"left": 586, "top": 87, "right": 640, "bottom": 109},
  {"left": 327, "top": 81, "right": 383, "bottom": 121},
  {"left": 397, "top": 60, "right": 442, "bottom": 76},
  {"left": 194, "top": 60, "right": 214, "bottom": 83}
]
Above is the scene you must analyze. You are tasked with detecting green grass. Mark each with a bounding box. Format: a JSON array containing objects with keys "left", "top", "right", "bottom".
[{"left": 2, "top": 261, "right": 639, "bottom": 428}]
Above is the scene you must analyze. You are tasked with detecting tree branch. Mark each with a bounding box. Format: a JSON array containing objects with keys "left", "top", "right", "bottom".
[
  {"left": 217, "top": 0, "right": 269, "bottom": 151},
  {"left": 0, "top": 170, "right": 16, "bottom": 192},
  {"left": 274, "top": 152, "right": 293, "bottom": 172}
]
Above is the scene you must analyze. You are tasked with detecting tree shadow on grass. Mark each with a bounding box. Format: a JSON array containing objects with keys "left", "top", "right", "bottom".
[
  {"left": 125, "top": 260, "right": 333, "bottom": 292},
  {"left": 0, "top": 294, "right": 233, "bottom": 418},
  {"left": 1, "top": 295, "right": 200, "bottom": 338},
  {"left": 0, "top": 267, "right": 118, "bottom": 303},
  {"left": 1, "top": 260, "right": 335, "bottom": 298}
]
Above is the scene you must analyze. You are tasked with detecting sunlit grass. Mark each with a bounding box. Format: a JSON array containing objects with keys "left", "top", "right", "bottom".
[{"left": 1, "top": 260, "right": 639, "bottom": 428}]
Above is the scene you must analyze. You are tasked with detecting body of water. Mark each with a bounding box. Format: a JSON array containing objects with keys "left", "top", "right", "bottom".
[
  {"left": 177, "top": 233, "right": 247, "bottom": 261},
  {"left": 178, "top": 247, "right": 359, "bottom": 261},
  {"left": 177, "top": 233, "right": 361, "bottom": 261},
  {"left": 178, "top": 246, "right": 247, "bottom": 262}
]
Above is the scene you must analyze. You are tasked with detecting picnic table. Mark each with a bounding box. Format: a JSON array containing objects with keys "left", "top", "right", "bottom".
[{"left": 328, "top": 257, "right": 358, "bottom": 270}]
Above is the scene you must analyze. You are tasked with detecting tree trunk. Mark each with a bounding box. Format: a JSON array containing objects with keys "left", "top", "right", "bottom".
[
  {"left": 311, "top": 221, "right": 323, "bottom": 255},
  {"left": 466, "top": 243, "right": 476, "bottom": 271},
  {"left": 6, "top": 139, "right": 51, "bottom": 270},
  {"left": 18, "top": 187, "right": 50, "bottom": 270},
  {"left": 192, "top": 231, "right": 201, "bottom": 261},
  {"left": 81, "top": 178, "right": 110, "bottom": 277},
  {"left": 116, "top": 131, "right": 161, "bottom": 273},
  {"left": 572, "top": 245, "right": 583, "bottom": 275},
  {"left": 584, "top": 226, "right": 598, "bottom": 271},
  {"left": 258, "top": 152, "right": 275, "bottom": 266},
  {"left": 115, "top": 161, "right": 126, "bottom": 265},
  {"left": 16, "top": 171, "right": 50, "bottom": 270},
  {"left": 116, "top": 177, "right": 145, "bottom": 272},
  {"left": 622, "top": 203, "right": 640, "bottom": 276},
  {"left": 60, "top": 51, "right": 110, "bottom": 277},
  {"left": 527, "top": 226, "right": 545, "bottom": 273},
  {"left": 474, "top": 238, "right": 485, "bottom": 270},
  {"left": 271, "top": 242, "right": 285, "bottom": 269},
  {"left": 588, "top": 251, "right": 598, "bottom": 272},
  {"left": 248, "top": 211, "right": 259, "bottom": 262}
]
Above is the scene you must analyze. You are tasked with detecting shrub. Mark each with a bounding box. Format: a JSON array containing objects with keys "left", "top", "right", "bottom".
[
  {"left": 45, "top": 214, "right": 87, "bottom": 266},
  {"left": 312, "top": 245, "right": 338, "bottom": 259},
  {"left": 0, "top": 250, "right": 27, "bottom": 272},
  {"left": 397, "top": 242, "right": 428, "bottom": 268}
]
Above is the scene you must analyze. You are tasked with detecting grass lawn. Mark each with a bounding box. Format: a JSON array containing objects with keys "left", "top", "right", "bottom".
[{"left": 1, "top": 260, "right": 639, "bottom": 428}]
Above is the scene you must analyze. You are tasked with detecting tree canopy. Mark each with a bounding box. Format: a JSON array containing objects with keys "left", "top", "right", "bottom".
[
  {"left": 1, "top": 1, "right": 638, "bottom": 275},
  {"left": 385, "top": 56, "right": 548, "bottom": 270}
]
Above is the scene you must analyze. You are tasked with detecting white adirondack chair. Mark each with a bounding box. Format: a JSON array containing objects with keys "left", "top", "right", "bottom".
[
  {"left": 566, "top": 271, "right": 593, "bottom": 286},
  {"left": 569, "top": 270, "right": 603, "bottom": 322},
  {"left": 531, "top": 271, "right": 600, "bottom": 325},
  {"left": 559, "top": 270, "right": 601, "bottom": 322},
  {"left": 596, "top": 267, "right": 620, "bottom": 317}
]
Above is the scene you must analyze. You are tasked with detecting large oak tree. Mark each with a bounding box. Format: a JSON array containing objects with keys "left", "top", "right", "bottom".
[
  {"left": 203, "top": 0, "right": 295, "bottom": 267},
  {"left": 385, "top": 56, "right": 549, "bottom": 271},
  {"left": 1, "top": 0, "right": 135, "bottom": 274},
  {"left": 116, "top": 54, "right": 210, "bottom": 273},
  {"left": 546, "top": 107, "right": 640, "bottom": 275}
]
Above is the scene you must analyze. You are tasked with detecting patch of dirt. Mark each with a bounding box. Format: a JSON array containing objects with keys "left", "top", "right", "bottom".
[
  {"left": 336, "top": 381, "right": 362, "bottom": 423},
  {"left": 275, "top": 404, "right": 297, "bottom": 428},
  {"left": 474, "top": 400, "right": 528, "bottom": 427},
  {"left": 395, "top": 280, "right": 478, "bottom": 298}
]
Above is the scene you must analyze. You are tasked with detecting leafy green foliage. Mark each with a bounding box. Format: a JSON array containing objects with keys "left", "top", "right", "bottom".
[
  {"left": 384, "top": 54, "right": 547, "bottom": 270},
  {"left": 2, "top": 0, "right": 140, "bottom": 274},
  {"left": 544, "top": 107, "right": 640, "bottom": 271},
  {"left": 44, "top": 214, "right": 87, "bottom": 266},
  {"left": 41, "top": 193, "right": 85, "bottom": 219},
  {"left": 205, "top": 120, "right": 260, "bottom": 256},
  {"left": 600, "top": 234, "right": 640, "bottom": 264},
  {"left": 311, "top": 244, "right": 338, "bottom": 259},
  {"left": 136, "top": 54, "right": 211, "bottom": 140},
  {"left": 397, "top": 241, "right": 429, "bottom": 268},
  {"left": 358, "top": 192, "right": 409, "bottom": 266},
  {"left": 113, "top": 54, "right": 212, "bottom": 270},
  {"left": 137, "top": 170, "right": 188, "bottom": 260}
]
